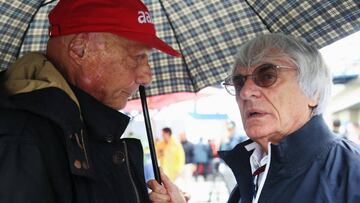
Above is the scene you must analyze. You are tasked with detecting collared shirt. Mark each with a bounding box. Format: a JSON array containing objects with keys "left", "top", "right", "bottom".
[{"left": 247, "top": 142, "right": 271, "bottom": 203}]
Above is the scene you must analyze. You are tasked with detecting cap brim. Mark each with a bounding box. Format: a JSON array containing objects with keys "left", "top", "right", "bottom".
[{"left": 116, "top": 32, "right": 182, "bottom": 57}]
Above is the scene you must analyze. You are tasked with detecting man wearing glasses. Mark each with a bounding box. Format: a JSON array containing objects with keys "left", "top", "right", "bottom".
[{"left": 148, "top": 33, "right": 360, "bottom": 203}]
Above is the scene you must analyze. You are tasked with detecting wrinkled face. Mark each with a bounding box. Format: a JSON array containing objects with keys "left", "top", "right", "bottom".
[
  {"left": 73, "top": 33, "right": 152, "bottom": 110},
  {"left": 235, "top": 59, "right": 316, "bottom": 146}
]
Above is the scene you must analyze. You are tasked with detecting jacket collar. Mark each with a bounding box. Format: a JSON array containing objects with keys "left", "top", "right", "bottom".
[
  {"left": 71, "top": 85, "right": 130, "bottom": 142},
  {"left": 0, "top": 52, "right": 83, "bottom": 134},
  {"left": 219, "top": 139, "right": 254, "bottom": 201},
  {"left": 270, "top": 115, "right": 335, "bottom": 175},
  {"left": 221, "top": 115, "right": 335, "bottom": 176},
  {"left": 8, "top": 87, "right": 83, "bottom": 134}
]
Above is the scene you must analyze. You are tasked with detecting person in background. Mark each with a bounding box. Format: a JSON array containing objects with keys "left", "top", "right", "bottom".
[
  {"left": 192, "top": 137, "right": 212, "bottom": 181},
  {"left": 148, "top": 33, "right": 360, "bottom": 203},
  {"left": 156, "top": 127, "right": 185, "bottom": 181},
  {"left": 332, "top": 118, "right": 347, "bottom": 139},
  {"left": 332, "top": 119, "right": 341, "bottom": 134},
  {"left": 220, "top": 120, "right": 248, "bottom": 151},
  {"left": 179, "top": 132, "right": 195, "bottom": 165},
  {"left": 0, "top": 0, "right": 180, "bottom": 202},
  {"left": 177, "top": 132, "right": 195, "bottom": 194}
]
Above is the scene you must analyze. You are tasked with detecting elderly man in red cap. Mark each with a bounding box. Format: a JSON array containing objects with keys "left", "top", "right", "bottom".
[{"left": 0, "top": 0, "right": 180, "bottom": 202}]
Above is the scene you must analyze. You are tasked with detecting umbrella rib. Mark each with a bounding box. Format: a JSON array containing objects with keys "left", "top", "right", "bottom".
[
  {"left": 158, "top": 0, "right": 197, "bottom": 90},
  {"left": 42, "top": 0, "right": 57, "bottom": 6},
  {"left": 244, "top": 0, "right": 272, "bottom": 32}
]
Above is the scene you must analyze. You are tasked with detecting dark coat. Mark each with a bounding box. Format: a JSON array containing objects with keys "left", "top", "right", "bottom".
[
  {"left": 181, "top": 140, "right": 194, "bottom": 164},
  {"left": 0, "top": 84, "right": 149, "bottom": 203},
  {"left": 219, "top": 115, "right": 360, "bottom": 203}
]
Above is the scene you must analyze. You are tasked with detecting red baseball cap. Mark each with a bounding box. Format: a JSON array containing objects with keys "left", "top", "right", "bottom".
[{"left": 48, "top": 0, "right": 181, "bottom": 57}]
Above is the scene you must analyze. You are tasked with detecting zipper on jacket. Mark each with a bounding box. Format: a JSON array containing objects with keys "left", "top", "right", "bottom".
[
  {"left": 122, "top": 141, "right": 140, "bottom": 203},
  {"left": 73, "top": 129, "right": 90, "bottom": 169}
]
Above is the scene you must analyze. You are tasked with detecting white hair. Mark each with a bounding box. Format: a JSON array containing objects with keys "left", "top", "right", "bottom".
[{"left": 232, "top": 33, "right": 332, "bottom": 115}]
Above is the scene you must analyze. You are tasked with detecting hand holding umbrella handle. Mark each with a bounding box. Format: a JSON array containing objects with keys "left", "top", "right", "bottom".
[{"left": 139, "top": 85, "right": 161, "bottom": 183}]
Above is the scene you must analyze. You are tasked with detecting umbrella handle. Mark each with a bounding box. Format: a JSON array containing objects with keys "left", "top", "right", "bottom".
[{"left": 139, "top": 85, "right": 161, "bottom": 183}]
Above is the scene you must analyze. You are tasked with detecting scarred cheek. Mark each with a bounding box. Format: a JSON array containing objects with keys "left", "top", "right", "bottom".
[
  {"left": 82, "top": 77, "right": 92, "bottom": 85},
  {"left": 93, "top": 68, "right": 106, "bottom": 82},
  {"left": 82, "top": 68, "right": 102, "bottom": 86},
  {"left": 79, "top": 66, "right": 106, "bottom": 92},
  {"left": 124, "top": 57, "right": 137, "bottom": 69}
]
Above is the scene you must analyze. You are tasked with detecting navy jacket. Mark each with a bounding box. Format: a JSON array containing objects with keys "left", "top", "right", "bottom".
[
  {"left": 219, "top": 116, "right": 360, "bottom": 203},
  {"left": 0, "top": 54, "right": 150, "bottom": 203}
]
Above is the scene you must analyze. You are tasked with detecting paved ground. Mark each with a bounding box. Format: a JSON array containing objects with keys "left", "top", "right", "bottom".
[{"left": 177, "top": 174, "right": 231, "bottom": 203}]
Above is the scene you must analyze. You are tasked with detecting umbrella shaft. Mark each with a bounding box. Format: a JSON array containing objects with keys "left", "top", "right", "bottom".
[{"left": 139, "top": 86, "right": 161, "bottom": 183}]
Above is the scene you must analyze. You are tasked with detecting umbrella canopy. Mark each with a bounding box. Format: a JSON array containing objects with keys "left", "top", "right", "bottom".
[
  {"left": 124, "top": 92, "right": 204, "bottom": 112},
  {"left": 1, "top": 0, "right": 360, "bottom": 98},
  {"left": 123, "top": 86, "right": 222, "bottom": 111}
]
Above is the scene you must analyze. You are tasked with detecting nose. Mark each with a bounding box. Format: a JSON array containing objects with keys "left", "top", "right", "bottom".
[
  {"left": 238, "top": 76, "right": 261, "bottom": 100},
  {"left": 135, "top": 61, "right": 152, "bottom": 86}
]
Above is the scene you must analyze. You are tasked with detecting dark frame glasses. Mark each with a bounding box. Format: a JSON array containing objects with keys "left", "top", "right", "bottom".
[{"left": 223, "top": 63, "right": 296, "bottom": 96}]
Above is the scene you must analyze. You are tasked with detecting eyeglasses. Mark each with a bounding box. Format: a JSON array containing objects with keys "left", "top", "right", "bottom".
[{"left": 223, "top": 63, "right": 296, "bottom": 96}]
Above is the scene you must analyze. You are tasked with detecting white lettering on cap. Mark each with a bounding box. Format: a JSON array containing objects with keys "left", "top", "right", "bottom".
[{"left": 138, "top": 11, "right": 153, "bottom": 24}]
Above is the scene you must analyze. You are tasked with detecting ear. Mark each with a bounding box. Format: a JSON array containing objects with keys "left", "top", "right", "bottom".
[
  {"left": 308, "top": 103, "right": 318, "bottom": 109},
  {"left": 308, "top": 96, "right": 318, "bottom": 109},
  {"left": 68, "top": 33, "right": 89, "bottom": 65}
]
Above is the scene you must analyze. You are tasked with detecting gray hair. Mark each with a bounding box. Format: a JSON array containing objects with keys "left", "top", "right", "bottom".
[{"left": 232, "top": 33, "right": 332, "bottom": 115}]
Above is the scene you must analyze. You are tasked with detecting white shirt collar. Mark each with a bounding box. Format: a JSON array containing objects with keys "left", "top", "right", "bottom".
[
  {"left": 249, "top": 142, "right": 268, "bottom": 174},
  {"left": 244, "top": 142, "right": 272, "bottom": 203}
]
